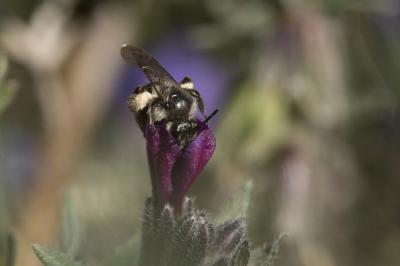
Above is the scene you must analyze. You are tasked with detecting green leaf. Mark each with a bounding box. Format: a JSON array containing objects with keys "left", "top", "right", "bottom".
[
  {"left": 102, "top": 235, "right": 140, "bottom": 266},
  {"left": 213, "top": 181, "right": 253, "bottom": 224},
  {"left": 32, "top": 244, "right": 83, "bottom": 266}
]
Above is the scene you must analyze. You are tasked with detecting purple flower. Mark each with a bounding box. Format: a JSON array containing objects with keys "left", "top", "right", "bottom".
[{"left": 145, "top": 120, "right": 216, "bottom": 212}]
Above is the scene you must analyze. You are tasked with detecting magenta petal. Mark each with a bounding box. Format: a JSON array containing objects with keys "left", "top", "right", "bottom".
[
  {"left": 170, "top": 122, "right": 216, "bottom": 210},
  {"left": 145, "top": 123, "right": 181, "bottom": 208}
]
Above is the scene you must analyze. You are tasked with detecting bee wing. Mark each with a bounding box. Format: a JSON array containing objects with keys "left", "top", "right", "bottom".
[{"left": 121, "top": 44, "right": 179, "bottom": 88}]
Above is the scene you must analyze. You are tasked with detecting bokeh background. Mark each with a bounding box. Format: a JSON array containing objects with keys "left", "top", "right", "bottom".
[{"left": 1, "top": 0, "right": 400, "bottom": 265}]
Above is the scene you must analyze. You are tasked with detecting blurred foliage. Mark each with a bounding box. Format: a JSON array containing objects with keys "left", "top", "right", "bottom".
[
  {"left": 0, "top": 0, "right": 400, "bottom": 266},
  {"left": 0, "top": 54, "right": 18, "bottom": 266},
  {"left": 0, "top": 233, "right": 16, "bottom": 266},
  {"left": 60, "top": 192, "right": 81, "bottom": 259},
  {"left": 0, "top": 56, "right": 18, "bottom": 115},
  {"left": 213, "top": 181, "right": 253, "bottom": 224},
  {"left": 102, "top": 236, "right": 140, "bottom": 266}
]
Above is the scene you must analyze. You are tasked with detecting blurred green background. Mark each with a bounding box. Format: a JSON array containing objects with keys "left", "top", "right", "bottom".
[{"left": 1, "top": 0, "right": 400, "bottom": 265}]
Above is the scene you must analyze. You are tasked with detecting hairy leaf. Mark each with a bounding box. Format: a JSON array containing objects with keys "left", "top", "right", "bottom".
[
  {"left": 264, "top": 234, "right": 286, "bottom": 266},
  {"left": 32, "top": 244, "right": 83, "bottom": 266},
  {"left": 249, "top": 234, "right": 286, "bottom": 266}
]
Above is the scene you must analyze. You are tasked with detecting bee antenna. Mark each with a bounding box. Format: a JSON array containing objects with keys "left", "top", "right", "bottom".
[{"left": 201, "top": 109, "right": 218, "bottom": 125}]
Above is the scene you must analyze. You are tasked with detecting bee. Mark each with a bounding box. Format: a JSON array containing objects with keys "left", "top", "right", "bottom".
[{"left": 121, "top": 44, "right": 217, "bottom": 147}]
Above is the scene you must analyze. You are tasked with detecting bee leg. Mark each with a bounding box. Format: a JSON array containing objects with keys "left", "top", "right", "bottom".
[
  {"left": 147, "top": 99, "right": 168, "bottom": 125},
  {"left": 188, "top": 89, "right": 206, "bottom": 118},
  {"left": 135, "top": 108, "right": 148, "bottom": 133},
  {"left": 147, "top": 102, "right": 155, "bottom": 125}
]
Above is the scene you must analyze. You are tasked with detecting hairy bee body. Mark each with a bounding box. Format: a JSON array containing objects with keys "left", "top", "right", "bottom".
[{"left": 122, "top": 45, "right": 205, "bottom": 147}]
